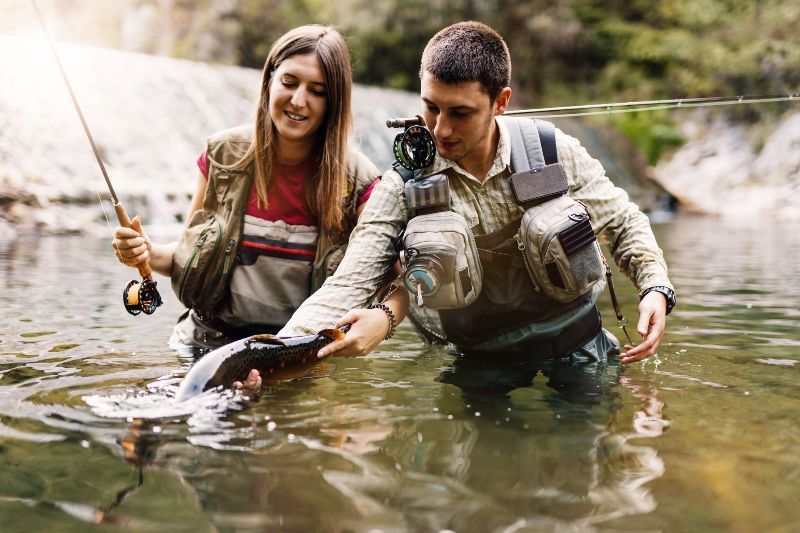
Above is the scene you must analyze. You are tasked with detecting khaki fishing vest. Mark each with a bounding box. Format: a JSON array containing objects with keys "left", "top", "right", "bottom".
[{"left": 171, "top": 125, "right": 378, "bottom": 327}]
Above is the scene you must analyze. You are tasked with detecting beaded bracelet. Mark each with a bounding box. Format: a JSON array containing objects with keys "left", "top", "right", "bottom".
[{"left": 368, "top": 303, "right": 397, "bottom": 340}]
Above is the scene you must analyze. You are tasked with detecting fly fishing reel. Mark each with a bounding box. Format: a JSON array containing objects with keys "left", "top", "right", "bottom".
[
  {"left": 123, "top": 278, "right": 163, "bottom": 316},
  {"left": 387, "top": 115, "right": 436, "bottom": 170}
]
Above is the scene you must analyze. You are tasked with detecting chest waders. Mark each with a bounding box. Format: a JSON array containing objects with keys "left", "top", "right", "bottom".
[{"left": 399, "top": 118, "right": 613, "bottom": 355}]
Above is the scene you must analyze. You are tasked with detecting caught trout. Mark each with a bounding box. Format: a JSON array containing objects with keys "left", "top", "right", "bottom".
[{"left": 175, "top": 328, "right": 346, "bottom": 401}]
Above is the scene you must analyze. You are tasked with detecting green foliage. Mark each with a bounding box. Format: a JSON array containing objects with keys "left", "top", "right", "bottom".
[
  {"left": 609, "top": 112, "right": 685, "bottom": 165},
  {"left": 9, "top": 0, "right": 796, "bottom": 163}
]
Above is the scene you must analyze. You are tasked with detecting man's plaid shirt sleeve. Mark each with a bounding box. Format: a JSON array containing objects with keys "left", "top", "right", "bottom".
[{"left": 278, "top": 170, "right": 408, "bottom": 336}]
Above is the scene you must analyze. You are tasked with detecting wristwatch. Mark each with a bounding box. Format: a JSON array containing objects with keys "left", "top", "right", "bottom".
[{"left": 640, "top": 286, "right": 676, "bottom": 315}]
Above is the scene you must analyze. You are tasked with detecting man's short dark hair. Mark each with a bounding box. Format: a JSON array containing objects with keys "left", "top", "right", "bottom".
[{"left": 420, "top": 21, "right": 511, "bottom": 100}]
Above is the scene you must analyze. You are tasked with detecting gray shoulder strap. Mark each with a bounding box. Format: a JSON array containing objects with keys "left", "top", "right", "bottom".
[
  {"left": 501, "top": 116, "right": 545, "bottom": 173},
  {"left": 500, "top": 116, "right": 560, "bottom": 172}
]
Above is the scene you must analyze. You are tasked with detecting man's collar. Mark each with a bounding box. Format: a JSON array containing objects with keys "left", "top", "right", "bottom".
[{"left": 426, "top": 116, "right": 511, "bottom": 181}]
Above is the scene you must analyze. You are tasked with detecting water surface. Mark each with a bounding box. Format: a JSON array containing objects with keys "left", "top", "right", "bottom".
[{"left": 0, "top": 216, "right": 798, "bottom": 531}]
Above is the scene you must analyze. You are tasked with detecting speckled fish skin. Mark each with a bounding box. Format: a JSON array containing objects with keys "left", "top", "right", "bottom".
[{"left": 175, "top": 329, "right": 344, "bottom": 401}]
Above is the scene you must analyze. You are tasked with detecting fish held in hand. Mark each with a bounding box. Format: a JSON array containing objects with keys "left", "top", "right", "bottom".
[{"left": 175, "top": 328, "right": 345, "bottom": 401}]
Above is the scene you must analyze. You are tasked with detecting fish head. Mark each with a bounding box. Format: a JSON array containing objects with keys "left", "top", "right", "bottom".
[{"left": 317, "top": 329, "right": 346, "bottom": 342}]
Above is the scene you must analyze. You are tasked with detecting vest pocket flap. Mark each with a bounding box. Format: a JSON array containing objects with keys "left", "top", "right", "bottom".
[
  {"left": 508, "top": 163, "right": 568, "bottom": 206},
  {"left": 402, "top": 211, "right": 482, "bottom": 309},
  {"left": 518, "top": 196, "right": 604, "bottom": 303},
  {"left": 405, "top": 173, "right": 450, "bottom": 213},
  {"left": 172, "top": 214, "right": 226, "bottom": 311}
]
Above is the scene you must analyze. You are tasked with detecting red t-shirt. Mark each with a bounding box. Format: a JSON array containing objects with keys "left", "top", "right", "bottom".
[{"left": 197, "top": 150, "right": 377, "bottom": 225}]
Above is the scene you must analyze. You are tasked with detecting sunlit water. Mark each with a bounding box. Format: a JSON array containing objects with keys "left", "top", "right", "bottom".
[{"left": 0, "top": 216, "right": 798, "bottom": 531}]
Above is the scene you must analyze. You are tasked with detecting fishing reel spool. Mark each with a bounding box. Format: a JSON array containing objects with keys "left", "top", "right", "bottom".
[
  {"left": 123, "top": 278, "right": 163, "bottom": 316},
  {"left": 387, "top": 115, "right": 436, "bottom": 170},
  {"left": 400, "top": 247, "right": 445, "bottom": 305}
]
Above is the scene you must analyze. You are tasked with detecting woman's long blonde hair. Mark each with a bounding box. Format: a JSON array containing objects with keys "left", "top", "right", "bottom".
[{"left": 237, "top": 25, "right": 353, "bottom": 234}]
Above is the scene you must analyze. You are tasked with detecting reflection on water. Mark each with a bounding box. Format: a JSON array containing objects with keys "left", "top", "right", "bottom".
[{"left": 0, "top": 216, "right": 799, "bottom": 530}]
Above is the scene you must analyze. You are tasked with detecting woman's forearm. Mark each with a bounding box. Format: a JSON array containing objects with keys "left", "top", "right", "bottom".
[{"left": 148, "top": 241, "right": 178, "bottom": 277}]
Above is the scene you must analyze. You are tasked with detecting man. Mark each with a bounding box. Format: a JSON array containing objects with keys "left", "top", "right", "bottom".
[{"left": 280, "top": 21, "right": 675, "bottom": 364}]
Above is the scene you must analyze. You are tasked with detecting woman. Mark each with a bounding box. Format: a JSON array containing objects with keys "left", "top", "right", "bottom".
[{"left": 112, "top": 25, "right": 407, "bottom": 366}]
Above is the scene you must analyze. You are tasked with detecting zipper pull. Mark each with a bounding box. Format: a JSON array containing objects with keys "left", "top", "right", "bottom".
[
  {"left": 514, "top": 233, "right": 525, "bottom": 250},
  {"left": 222, "top": 239, "right": 236, "bottom": 274}
]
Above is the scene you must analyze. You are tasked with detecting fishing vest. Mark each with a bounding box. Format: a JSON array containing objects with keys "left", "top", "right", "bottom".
[
  {"left": 171, "top": 125, "right": 378, "bottom": 328},
  {"left": 401, "top": 117, "right": 605, "bottom": 351}
]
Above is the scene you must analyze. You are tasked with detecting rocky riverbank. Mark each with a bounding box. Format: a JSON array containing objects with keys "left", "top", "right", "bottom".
[
  {"left": 653, "top": 109, "right": 800, "bottom": 220},
  {"left": 0, "top": 37, "right": 706, "bottom": 242}
]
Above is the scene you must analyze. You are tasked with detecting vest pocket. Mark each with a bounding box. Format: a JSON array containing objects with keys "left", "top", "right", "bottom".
[
  {"left": 172, "top": 214, "right": 225, "bottom": 313},
  {"left": 402, "top": 211, "right": 482, "bottom": 309},
  {"left": 518, "top": 197, "right": 604, "bottom": 303}
]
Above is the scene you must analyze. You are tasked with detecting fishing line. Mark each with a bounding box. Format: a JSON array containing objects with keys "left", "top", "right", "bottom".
[
  {"left": 505, "top": 93, "right": 800, "bottom": 119},
  {"left": 28, "top": 0, "right": 121, "bottom": 205},
  {"left": 95, "top": 191, "right": 112, "bottom": 226},
  {"left": 30, "top": 0, "right": 163, "bottom": 316}
]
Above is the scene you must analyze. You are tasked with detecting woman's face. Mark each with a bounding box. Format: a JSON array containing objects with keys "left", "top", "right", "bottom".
[{"left": 269, "top": 52, "right": 327, "bottom": 146}]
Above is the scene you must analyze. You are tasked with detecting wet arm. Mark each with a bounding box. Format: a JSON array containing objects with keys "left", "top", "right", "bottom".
[
  {"left": 317, "top": 261, "right": 410, "bottom": 358},
  {"left": 558, "top": 130, "right": 672, "bottom": 362}
]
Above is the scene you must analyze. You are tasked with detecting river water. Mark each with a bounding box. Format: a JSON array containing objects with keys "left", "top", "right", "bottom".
[{"left": 0, "top": 215, "right": 798, "bottom": 532}]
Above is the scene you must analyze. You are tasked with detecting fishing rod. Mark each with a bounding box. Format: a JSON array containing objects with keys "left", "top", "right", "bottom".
[
  {"left": 504, "top": 93, "right": 800, "bottom": 119},
  {"left": 388, "top": 93, "right": 799, "bottom": 168},
  {"left": 30, "top": 0, "right": 162, "bottom": 316}
]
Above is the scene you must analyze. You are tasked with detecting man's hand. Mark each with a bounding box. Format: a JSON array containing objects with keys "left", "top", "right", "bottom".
[
  {"left": 232, "top": 369, "right": 262, "bottom": 397},
  {"left": 316, "top": 308, "right": 391, "bottom": 358},
  {"left": 620, "top": 291, "right": 668, "bottom": 364}
]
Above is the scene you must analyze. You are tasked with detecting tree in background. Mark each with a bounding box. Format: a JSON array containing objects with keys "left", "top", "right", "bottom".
[{"left": 5, "top": 0, "right": 797, "bottom": 163}]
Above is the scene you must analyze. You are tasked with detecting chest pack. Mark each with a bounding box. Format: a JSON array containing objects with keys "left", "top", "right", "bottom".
[
  {"left": 400, "top": 173, "right": 482, "bottom": 309},
  {"left": 506, "top": 118, "right": 605, "bottom": 303},
  {"left": 397, "top": 117, "right": 604, "bottom": 309}
]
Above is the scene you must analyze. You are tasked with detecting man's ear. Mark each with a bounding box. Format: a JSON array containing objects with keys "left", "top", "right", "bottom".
[{"left": 494, "top": 87, "right": 512, "bottom": 115}]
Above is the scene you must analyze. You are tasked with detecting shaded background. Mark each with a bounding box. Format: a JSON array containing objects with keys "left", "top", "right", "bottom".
[{"left": 1, "top": 0, "right": 799, "bottom": 237}]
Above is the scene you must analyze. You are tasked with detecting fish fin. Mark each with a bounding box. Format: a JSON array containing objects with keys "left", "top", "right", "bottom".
[
  {"left": 248, "top": 334, "right": 287, "bottom": 346},
  {"left": 318, "top": 329, "right": 346, "bottom": 341},
  {"left": 305, "top": 361, "right": 337, "bottom": 378},
  {"left": 262, "top": 361, "right": 336, "bottom": 384}
]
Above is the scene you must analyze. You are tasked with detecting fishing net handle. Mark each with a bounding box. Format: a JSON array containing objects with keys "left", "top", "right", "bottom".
[{"left": 113, "top": 201, "right": 153, "bottom": 280}]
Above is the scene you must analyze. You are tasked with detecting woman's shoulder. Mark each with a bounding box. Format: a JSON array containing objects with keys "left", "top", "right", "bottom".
[
  {"left": 208, "top": 124, "right": 254, "bottom": 145},
  {"left": 206, "top": 125, "right": 255, "bottom": 167}
]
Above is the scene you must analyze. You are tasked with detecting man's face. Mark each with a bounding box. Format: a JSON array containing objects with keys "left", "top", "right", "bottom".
[{"left": 420, "top": 71, "right": 508, "bottom": 165}]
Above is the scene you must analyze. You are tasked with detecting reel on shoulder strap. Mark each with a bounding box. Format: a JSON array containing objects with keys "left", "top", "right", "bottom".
[{"left": 387, "top": 115, "right": 436, "bottom": 170}]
